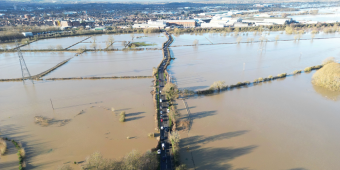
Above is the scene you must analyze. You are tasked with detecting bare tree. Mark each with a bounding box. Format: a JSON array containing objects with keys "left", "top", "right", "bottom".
[
  {"left": 56, "top": 45, "right": 63, "bottom": 50},
  {"left": 91, "top": 36, "right": 97, "bottom": 43},
  {"left": 130, "top": 34, "right": 135, "bottom": 41},
  {"left": 106, "top": 35, "right": 114, "bottom": 48},
  {"left": 192, "top": 39, "right": 199, "bottom": 46},
  {"left": 275, "top": 35, "right": 280, "bottom": 42},
  {"left": 90, "top": 42, "right": 97, "bottom": 50},
  {"left": 236, "top": 36, "right": 242, "bottom": 44}
]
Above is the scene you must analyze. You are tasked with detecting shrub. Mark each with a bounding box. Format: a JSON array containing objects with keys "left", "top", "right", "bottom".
[
  {"left": 209, "top": 81, "right": 225, "bottom": 90},
  {"left": 0, "top": 138, "right": 7, "bottom": 155},
  {"left": 20, "top": 148, "right": 25, "bottom": 158},
  {"left": 119, "top": 111, "right": 126, "bottom": 122},
  {"left": 304, "top": 67, "right": 312, "bottom": 72},
  {"left": 268, "top": 75, "right": 273, "bottom": 79},
  {"left": 258, "top": 77, "right": 263, "bottom": 82},
  {"left": 277, "top": 73, "right": 287, "bottom": 78},
  {"left": 312, "top": 62, "right": 340, "bottom": 91},
  {"left": 312, "top": 65, "right": 323, "bottom": 69},
  {"left": 148, "top": 133, "right": 155, "bottom": 138},
  {"left": 293, "top": 70, "right": 302, "bottom": 74},
  {"left": 322, "top": 57, "right": 336, "bottom": 65}
]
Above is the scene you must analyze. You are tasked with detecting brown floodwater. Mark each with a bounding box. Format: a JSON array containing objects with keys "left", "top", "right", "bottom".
[
  {"left": 171, "top": 31, "right": 340, "bottom": 46},
  {"left": 0, "top": 79, "right": 157, "bottom": 169},
  {"left": 20, "top": 36, "right": 90, "bottom": 50},
  {"left": 0, "top": 52, "right": 75, "bottom": 79},
  {"left": 169, "top": 37, "right": 340, "bottom": 91},
  {"left": 44, "top": 50, "right": 162, "bottom": 78},
  {"left": 177, "top": 73, "right": 340, "bottom": 170}
]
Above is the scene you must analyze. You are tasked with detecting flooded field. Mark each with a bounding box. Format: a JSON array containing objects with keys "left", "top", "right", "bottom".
[
  {"left": 81, "top": 33, "right": 167, "bottom": 48},
  {"left": 0, "top": 52, "right": 75, "bottom": 79},
  {"left": 289, "top": 14, "right": 340, "bottom": 22},
  {"left": 21, "top": 36, "right": 90, "bottom": 50},
  {"left": 169, "top": 37, "right": 340, "bottom": 91},
  {"left": 44, "top": 50, "right": 162, "bottom": 78},
  {"left": 171, "top": 31, "right": 340, "bottom": 46},
  {"left": 0, "top": 79, "right": 157, "bottom": 169},
  {"left": 177, "top": 72, "right": 340, "bottom": 170}
]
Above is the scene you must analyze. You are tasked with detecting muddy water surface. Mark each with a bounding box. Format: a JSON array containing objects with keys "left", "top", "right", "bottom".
[
  {"left": 0, "top": 79, "right": 157, "bottom": 169},
  {"left": 177, "top": 73, "right": 340, "bottom": 170},
  {"left": 171, "top": 32, "right": 340, "bottom": 46},
  {"left": 20, "top": 36, "right": 90, "bottom": 50},
  {"left": 169, "top": 37, "right": 340, "bottom": 91},
  {"left": 44, "top": 50, "right": 162, "bottom": 78},
  {"left": 0, "top": 52, "right": 75, "bottom": 79}
]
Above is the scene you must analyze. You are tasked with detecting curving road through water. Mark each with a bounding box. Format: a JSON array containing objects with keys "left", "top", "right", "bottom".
[{"left": 159, "top": 31, "right": 173, "bottom": 170}]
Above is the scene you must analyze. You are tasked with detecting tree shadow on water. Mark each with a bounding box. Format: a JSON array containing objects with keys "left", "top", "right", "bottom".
[
  {"left": 190, "top": 110, "right": 217, "bottom": 120},
  {"left": 192, "top": 146, "right": 257, "bottom": 170},
  {"left": 179, "top": 130, "right": 256, "bottom": 170},
  {"left": 125, "top": 116, "right": 144, "bottom": 122}
]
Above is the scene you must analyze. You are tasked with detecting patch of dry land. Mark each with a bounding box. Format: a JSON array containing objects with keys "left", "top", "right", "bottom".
[
  {"left": 177, "top": 73, "right": 340, "bottom": 170},
  {"left": 0, "top": 79, "right": 157, "bottom": 169}
]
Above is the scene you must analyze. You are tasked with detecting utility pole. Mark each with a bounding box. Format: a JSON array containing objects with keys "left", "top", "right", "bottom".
[{"left": 16, "top": 40, "right": 34, "bottom": 84}]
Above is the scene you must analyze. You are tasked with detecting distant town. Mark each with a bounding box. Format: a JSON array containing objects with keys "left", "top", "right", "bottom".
[{"left": 0, "top": 1, "right": 339, "bottom": 38}]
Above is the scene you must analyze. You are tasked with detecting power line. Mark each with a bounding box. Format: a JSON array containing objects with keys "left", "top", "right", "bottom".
[{"left": 16, "top": 40, "right": 34, "bottom": 84}]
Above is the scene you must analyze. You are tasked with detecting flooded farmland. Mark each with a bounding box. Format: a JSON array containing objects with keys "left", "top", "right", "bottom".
[
  {"left": 177, "top": 72, "right": 340, "bottom": 170},
  {"left": 0, "top": 52, "right": 75, "bottom": 79},
  {"left": 171, "top": 31, "right": 340, "bottom": 46},
  {"left": 0, "top": 79, "right": 157, "bottom": 169},
  {"left": 1, "top": 30, "right": 340, "bottom": 170},
  {"left": 169, "top": 37, "right": 340, "bottom": 91},
  {"left": 44, "top": 50, "right": 162, "bottom": 78}
]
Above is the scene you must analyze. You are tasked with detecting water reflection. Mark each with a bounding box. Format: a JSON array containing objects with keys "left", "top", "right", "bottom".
[{"left": 313, "top": 84, "right": 340, "bottom": 101}]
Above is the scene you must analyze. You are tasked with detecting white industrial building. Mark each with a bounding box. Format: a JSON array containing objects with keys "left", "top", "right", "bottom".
[
  {"left": 133, "top": 20, "right": 167, "bottom": 29},
  {"left": 201, "top": 17, "right": 242, "bottom": 28},
  {"left": 22, "top": 32, "right": 33, "bottom": 37},
  {"left": 242, "top": 18, "right": 292, "bottom": 26}
]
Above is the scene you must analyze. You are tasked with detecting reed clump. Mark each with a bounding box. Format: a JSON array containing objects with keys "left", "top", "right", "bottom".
[
  {"left": 293, "top": 70, "right": 302, "bottom": 75},
  {"left": 34, "top": 116, "right": 52, "bottom": 127},
  {"left": 277, "top": 73, "right": 287, "bottom": 78},
  {"left": 0, "top": 138, "right": 7, "bottom": 155},
  {"left": 148, "top": 133, "right": 155, "bottom": 138},
  {"left": 304, "top": 67, "right": 312, "bottom": 72},
  {"left": 322, "top": 57, "right": 336, "bottom": 65},
  {"left": 312, "top": 62, "right": 340, "bottom": 91},
  {"left": 119, "top": 111, "right": 126, "bottom": 122}
]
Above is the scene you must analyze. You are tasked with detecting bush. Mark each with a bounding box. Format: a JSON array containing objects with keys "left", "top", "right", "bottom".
[
  {"left": 0, "top": 138, "right": 7, "bottom": 155},
  {"left": 268, "top": 75, "right": 273, "bottom": 79},
  {"left": 148, "top": 133, "right": 155, "bottom": 138},
  {"left": 293, "top": 70, "right": 302, "bottom": 74},
  {"left": 312, "top": 62, "right": 340, "bottom": 91},
  {"left": 119, "top": 111, "right": 126, "bottom": 122},
  {"left": 304, "top": 67, "right": 312, "bottom": 72},
  {"left": 258, "top": 77, "right": 263, "bottom": 82},
  {"left": 322, "top": 57, "right": 336, "bottom": 65},
  {"left": 209, "top": 81, "right": 225, "bottom": 90},
  {"left": 277, "top": 73, "right": 287, "bottom": 78}
]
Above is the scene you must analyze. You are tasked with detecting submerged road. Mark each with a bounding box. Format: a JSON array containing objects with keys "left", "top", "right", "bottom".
[{"left": 159, "top": 31, "right": 173, "bottom": 170}]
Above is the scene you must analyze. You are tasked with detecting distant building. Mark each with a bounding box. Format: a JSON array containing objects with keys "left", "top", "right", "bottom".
[
  {"left": 234, "top": 22, "right": 249, "bottom": 27},
  {"left": 22, "top": 32, "right": 33, "bottom": 37},
  {"left": 159, "top": 20, "right": 197, "bottom": 28},
  {"left": 254, "top": 13, "right": 273, "bottom": 18},
  {"left": 24, "top": 14, "right": 32, "bottom": 19},
  {"left": 133, "top": 20, "right": 167, "bottom": 29},
  {"left": 242, "top": 18, "right": 291, "bottom": 25}
]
